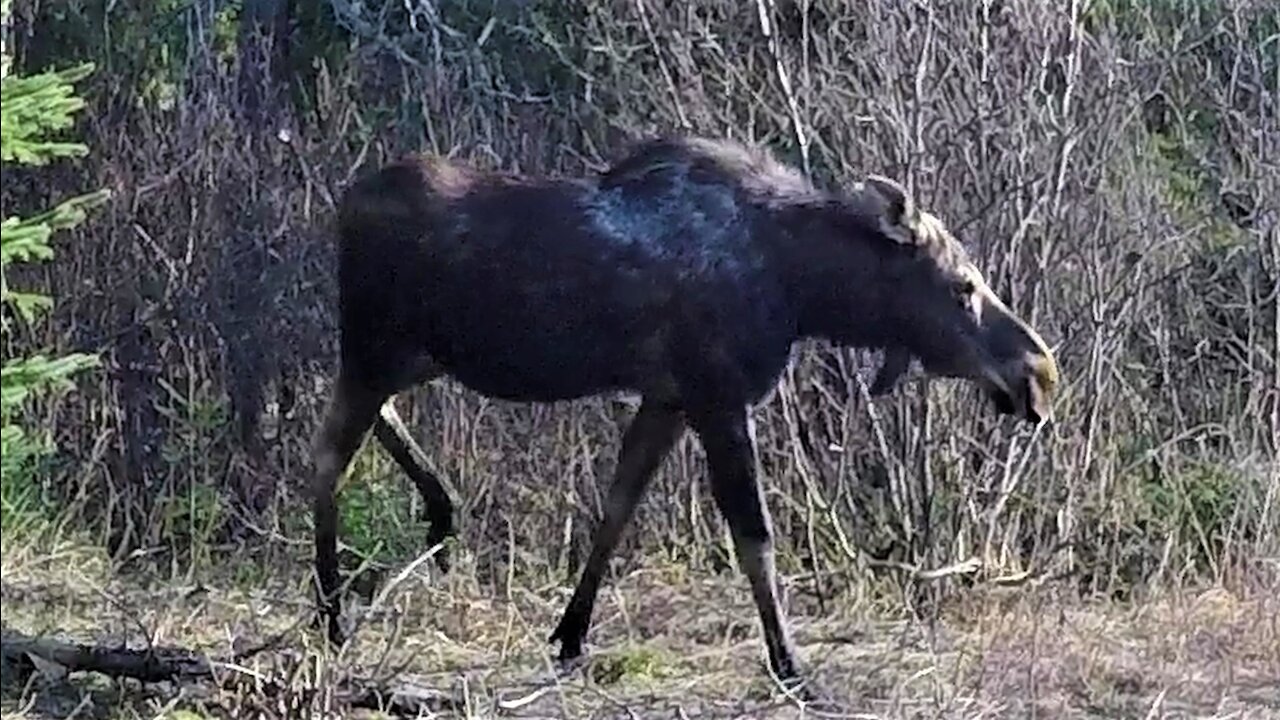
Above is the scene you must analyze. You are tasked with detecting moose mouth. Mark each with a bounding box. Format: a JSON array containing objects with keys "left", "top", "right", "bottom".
[
  {"left": 871, "top": 347, "right": 1050, "bottom": 425},
  {"left": 987, "top": 376, "right": 1045, "bottom": 424},
  {"left": 991, "top": 387, "right": 1016, "bottom": 416}
]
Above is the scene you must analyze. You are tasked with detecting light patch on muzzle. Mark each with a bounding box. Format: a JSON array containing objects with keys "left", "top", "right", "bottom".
[{"left": 987, "top": 351, "right": 1057, "bottom": 424}]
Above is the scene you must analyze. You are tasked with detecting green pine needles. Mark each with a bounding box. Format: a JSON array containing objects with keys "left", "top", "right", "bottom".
[{"left": 1, "top": 1, "right": 109, "bottom": 532}]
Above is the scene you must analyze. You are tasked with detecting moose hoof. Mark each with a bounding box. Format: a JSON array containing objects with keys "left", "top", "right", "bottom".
[
  {"left": 548, "top": 622, "right": 589, "bottom": 678},
  {"left": 430, "top": 543, "right": 452, "bottom": 574},
  {"left": 553, "top": 649, "right": 589, "bottom": 678},
  {"left": 320, "top": 613, "right": 348, "bottom": 648},
  {"left": 775, "top": 670, "right": 835, "bottom": 707},
  {"left": 548, "top": 618, "right": 587, "bottom": 668},
  {"left": 313, "top": 597, "right": 349, "bottom": 648},
  {"left": 425, "top": 519, "right": 454, "bottom": 574}
]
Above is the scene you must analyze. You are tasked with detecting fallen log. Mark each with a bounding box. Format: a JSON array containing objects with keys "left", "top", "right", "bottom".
[
  {"left": 1, "top": 628, "right": 211, "bottom": 683},
  {"left": 0, "top": 628, "right": 457, "bottom": 716}
]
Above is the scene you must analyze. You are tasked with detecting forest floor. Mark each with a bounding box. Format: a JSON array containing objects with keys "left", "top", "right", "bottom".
[{"left": 1, "top": 538, "right": 1277, "bottom": 720}]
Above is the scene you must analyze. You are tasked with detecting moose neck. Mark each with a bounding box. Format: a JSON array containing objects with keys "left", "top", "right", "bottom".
[{"left": 771, "top": 199, "right": 894, "bottom": 351}]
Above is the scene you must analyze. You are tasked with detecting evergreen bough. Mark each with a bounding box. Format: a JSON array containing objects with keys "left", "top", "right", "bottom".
[{"left": 1, "top": 0, "right": 109, "bottom": 530}]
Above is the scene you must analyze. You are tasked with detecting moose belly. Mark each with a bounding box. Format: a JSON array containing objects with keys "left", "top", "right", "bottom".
[{"left": 424, "top": 307, "right": 656, "bottom": 403}]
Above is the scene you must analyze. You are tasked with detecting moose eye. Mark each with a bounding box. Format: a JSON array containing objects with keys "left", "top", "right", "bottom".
[{"left": 954, "top": 280, "right": 978, "bottom": 312}]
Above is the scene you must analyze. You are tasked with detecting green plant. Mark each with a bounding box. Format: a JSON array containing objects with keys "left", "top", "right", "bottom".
[
  {"left": 1141, "top": 461, "right": 1241, "bottom": 567},
  {"left": 589, "top": 645, "right": 679, "bottom": 686},
  {"left": 338, "top": 444, "right": 428, "bottom": 564},
  {"left": 1, "top": 0, "right": 109, "bottom": 534},
  {"left": 159, "top": 482, "right": 224, "bottom": 571}
]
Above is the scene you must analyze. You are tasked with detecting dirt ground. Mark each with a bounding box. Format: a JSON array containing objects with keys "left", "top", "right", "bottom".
[{"left": 2, "top": 541, "right": 1277, "bottom": 720}]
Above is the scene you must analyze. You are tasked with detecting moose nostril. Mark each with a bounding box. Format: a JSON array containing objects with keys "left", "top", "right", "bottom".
[
  {"left": 1024, "top": 374, "right": 1052, "bottom": 424},
  {"left": 1024, "top": 393, "right": 1042, "bottom": 424}
]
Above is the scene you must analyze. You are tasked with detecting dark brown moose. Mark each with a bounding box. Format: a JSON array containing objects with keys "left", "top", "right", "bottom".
[{"left": 311, "top": 136, "right": 1059, "bottom": 685}]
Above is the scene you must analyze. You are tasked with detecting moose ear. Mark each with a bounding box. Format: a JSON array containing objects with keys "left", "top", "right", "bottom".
[{"left": 865, "top": 174, "right": 915, "bottom": 233}]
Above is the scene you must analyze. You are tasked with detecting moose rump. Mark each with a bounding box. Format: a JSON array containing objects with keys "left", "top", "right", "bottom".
[{"left": 334, "top": 160, "right": 675, "bottom": 403}]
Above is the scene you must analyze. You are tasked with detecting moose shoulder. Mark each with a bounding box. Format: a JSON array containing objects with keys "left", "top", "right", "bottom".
[{"left": 310, "top": 136, "right": 1059, "bottom": 687}]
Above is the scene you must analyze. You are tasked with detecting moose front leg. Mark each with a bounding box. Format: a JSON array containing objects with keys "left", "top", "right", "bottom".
[
  {"left": 689, "top": 406, "right": 800, "bottom": 682},
  {"left": 550, "top": 397, "right": 684, "bottom": 664}
]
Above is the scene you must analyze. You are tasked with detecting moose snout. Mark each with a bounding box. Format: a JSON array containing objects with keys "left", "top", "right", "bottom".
[
  {"left": 1025, "top": 352, "right": 1058, "bottom": 422},
  {"left": 990, "top": 350, "right": 1058, "bottom": 424}
]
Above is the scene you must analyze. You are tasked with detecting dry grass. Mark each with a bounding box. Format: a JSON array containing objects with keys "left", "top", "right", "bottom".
[
  {"left": 4, "top": 0, "right": 1274, "bottom": 595},
  {"left": 3, "top": 538, "right": 1276, "bottom": 719},
  {"left": 1, "top": 2, "right": 1277, "bottom": 718}
]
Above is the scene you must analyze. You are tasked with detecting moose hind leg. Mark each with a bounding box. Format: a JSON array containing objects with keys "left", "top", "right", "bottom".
[
  {"left": 691, "top": 407, "right": 800, "bottom": 682},
  {"left": 373, "top": 397, "right": 456, "bottom": 572},
  {"left": 313, "top": 373, "right": 385, "bottom": 646},
  {"left": 549, "top": 398, "right": 684, "bottom": 664}
]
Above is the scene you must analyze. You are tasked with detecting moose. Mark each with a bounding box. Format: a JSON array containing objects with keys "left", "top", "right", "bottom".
[{"left": 311, "top": 136, "right": 1058, "bottom": 685}]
